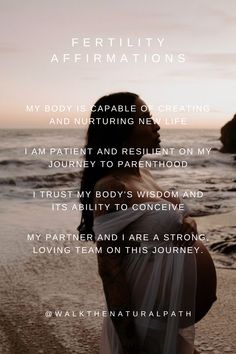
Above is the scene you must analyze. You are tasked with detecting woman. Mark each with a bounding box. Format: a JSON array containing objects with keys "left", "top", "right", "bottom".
[{"left": 78, "top": 92, "right": 217, "bottom": 354}]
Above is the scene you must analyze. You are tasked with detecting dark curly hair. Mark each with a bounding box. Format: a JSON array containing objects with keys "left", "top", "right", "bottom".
[{"left": 77, "top": 92, "right": 139, "bottom": 241}]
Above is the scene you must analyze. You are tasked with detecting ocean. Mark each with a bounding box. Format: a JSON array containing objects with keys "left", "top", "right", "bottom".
[{"left": 0, "top": 128, "right": 235, "bottom": 213}]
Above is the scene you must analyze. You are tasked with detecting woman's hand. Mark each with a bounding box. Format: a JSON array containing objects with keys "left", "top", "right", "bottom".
[
  {"left": 180, "top": 216, "right": 197, "bottom": 234},
  {"left": 173, "top": 216, "right": 198, "bottom": 247}
]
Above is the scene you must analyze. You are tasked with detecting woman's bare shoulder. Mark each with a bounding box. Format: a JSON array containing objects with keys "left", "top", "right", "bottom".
[
  {"left": 140, "top": 168, "right": 153, "bottom": 179},
  {"left": 93, "top": 175, "right": 129, "bottom": 218},
  {"left": 94, "top": 175, "right": 127, "bottom": 192}
]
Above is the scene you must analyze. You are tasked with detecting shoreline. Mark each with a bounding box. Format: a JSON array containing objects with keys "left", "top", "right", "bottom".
[
  {"left": 0, "top": 204, "right": 235, "bottom": 352},
  {"left": 0, "top": 261, "right": 235, "bottom": 353},
  {"left": 196, "top": 210, "right": 236, "bottom": 229}
]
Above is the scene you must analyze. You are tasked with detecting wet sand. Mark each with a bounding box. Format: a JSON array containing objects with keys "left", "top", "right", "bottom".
[
  {"left": 193, "top": 211, "right": 236, "bottom": 352},
  {"left": 1, "top": 257, "right": 235, "bottom": 354},
  {"left": 196, "top": 210, "right": 236, "bottom": 230},
  {"left": 0, "top": 203, "right": 235, "bottom": 353},
  {"left": 195, "top": 268, "right": 236, "bottom": 354}
]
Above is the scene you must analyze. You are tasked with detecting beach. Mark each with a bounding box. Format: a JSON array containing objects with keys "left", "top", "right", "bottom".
[
  {"left": 1, "top": 264, "right": 235, "bottom": 354},
  {"left": 194, "top": 213, "right": 236, "bottom": 353},
  {"left": 0, "top": 200, "right": 235, "bottom": 353},
  {"left": 0, "top": 128, "right": 235, "bottom": 353}
]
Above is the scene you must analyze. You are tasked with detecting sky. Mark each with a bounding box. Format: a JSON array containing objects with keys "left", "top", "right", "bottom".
[{"left": 0, "top": 0, "right": 236, "bottom": 129}]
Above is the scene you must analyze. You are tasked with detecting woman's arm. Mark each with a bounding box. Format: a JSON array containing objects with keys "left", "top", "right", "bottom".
[{"left": 97, "top": 240, "right": 141, "bottom": 354}]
